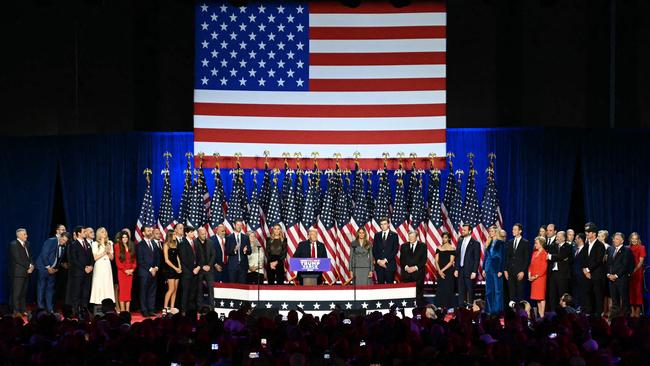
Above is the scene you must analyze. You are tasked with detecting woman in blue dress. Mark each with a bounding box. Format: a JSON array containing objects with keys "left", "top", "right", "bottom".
[{"left": 482, "top": 225, "right": 505, "bottom": 315}]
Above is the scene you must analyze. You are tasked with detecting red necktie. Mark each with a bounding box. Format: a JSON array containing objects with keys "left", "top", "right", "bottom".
[{"left": 311, "top": 242, "right": 316, "bottom": 258}]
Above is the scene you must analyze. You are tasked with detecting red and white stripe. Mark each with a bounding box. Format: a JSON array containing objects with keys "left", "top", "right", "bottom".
[
  {"left": 285, "top": 222, "right": 302, "bottom": 283},
  {"left": 473, "top": 224, "right": 488, "bottom": 281},
  {"left": 391, "top": 222, "right": 410, "bottom": 282},
  {"left": 338, "top": 218, "right": 363, "bottom": 284},
  {"left": 440, "top": 202, "right": 459, "bottom": 245},
  {"left": 193, "top": 1, "right": 446, "bottom": 168},
  {"left": 418, "top": 220, "right": 437, "bottom": 283},
  {"left": 134, "top": 220, "right": 144, "bottom": 244},
  {"left": 252, "top": 211, "right": 269, "bottom": 254},
  {"left": 316, "top": 222, "right": 339, "bottom": 285},
  {"left": 157, "top": 219, "right": 176, "bottom": 240},
  {"left": 425, "top": 220, "right": 445, "bottom": 282}
]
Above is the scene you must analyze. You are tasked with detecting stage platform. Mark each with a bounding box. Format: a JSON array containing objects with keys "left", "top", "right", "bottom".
[{"left": 212, "top": 283, "right": 418, "bottom": 317}]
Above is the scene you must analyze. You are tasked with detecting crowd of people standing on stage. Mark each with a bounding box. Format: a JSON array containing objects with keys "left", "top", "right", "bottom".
[
  {"left": 479, "top": 221, "right": 646, "bottom": 319},
  {"left": 6, "top": 218, "right": 647, "bottom": 319}
]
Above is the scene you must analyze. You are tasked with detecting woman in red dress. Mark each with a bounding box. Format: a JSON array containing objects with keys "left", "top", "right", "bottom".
[
  {"left": 114, "top": 230, "right": 137, "bottom": 312},
  {"left": 629, "top": 232, "right": 646, "bottom": 317},
  {"left": 528, "top": 236, "right": 548, "bottom": 318}
]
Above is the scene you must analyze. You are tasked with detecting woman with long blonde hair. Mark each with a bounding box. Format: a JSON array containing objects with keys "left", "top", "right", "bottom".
[
  {"left": 162, "top": 229, "right": 181, "bottom": 313},
  {"left": 90, "top": 227, "right": 115, "bottom": 306},
  {"left": 266, "top": 224, "right": 287, "bottom": 284}
]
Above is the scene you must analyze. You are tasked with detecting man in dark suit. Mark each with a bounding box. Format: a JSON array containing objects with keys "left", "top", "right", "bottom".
[
  {"left": 454, "top": 224, "right": 481, "bottom": 306},
  {"left": 82, "top": 226, "right": 96, "bottom": 308},
  {"left": 504, "top": 223, "right": 530, "bottom": 303},
  {"left": 372, "top": 218, "right": 399, "bottom": 284},
  {"left": 196, "top": 227, "right": 216, "bottom": 307},
  {"left": 571, "top": 233, "right": 587, "bottom": 310},
  {"left": 607, "top": 232, "right": 633, "bottom": 317},
  {"left": 152, "top": 227, "right": 165, "bottom": 311},
  {"left": 67, "top": 226, "right": 94, "bottom": 315},
  {"left": 136, "top": 225, "right": 159, "bottom": 317},
  {"left": 544, "top": 223, "right": 557, "bottom": 250},
  {"left": 211, "top": 224, "right": 229, "bottom": 283},
  {"left": 294, "top": 228, "right": 327, "bottom": 285},
  {"left": 179, "top": 226, "right": 200, "bottom": 312},
  {"left": 36, "top": 232, "right": 69, "bottom": 312},
  {"left": 225, "top": 220, "right": 251, "bottom": 284},
  {"left": 9, "top": 228, "right": 34, "bottom": 315},
  {"left": 582, "top": 222, "right": 607, "bottom": 317},
  {"left": 546, "top": 231, "right": 573, "bottom": 311},
  {"left": 400, "top": 231, "right": 427, "bottom": 303},
  {"left": 52, "top": 225, "right": 69, "bottom": 306}
]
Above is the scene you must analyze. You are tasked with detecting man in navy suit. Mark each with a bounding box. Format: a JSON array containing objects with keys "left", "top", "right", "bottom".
[
  {"left": 571, "top": 232, "right": 587, "bottom": 310},
  {"left": 372, "top": 218, "right": 399, "bottom": 284},
  {"left": 211, "top": 224, "right": 229, "bottom": 283},
  {"left": 67, "top": 226, "right": 93, "bottom": 315},
  {"left": 225, "top": 220, "right": 251, "bottom": 284},
  {"left": 504, "top": 223, "right": 530, "bottom": 303},
  {"left": 454, "top": 224, "right": 481, "bottom": 306},
  {"left": 294, "top": 228, "right": 328, "bottom": 285},
  {"left": 607, "top": 232, "right": 633, "bottom": 317},
  {"left": 36, "top": 232, "right": 69, "bottom": 312},
  {"left": 136, "top": 225, "right": 159, "bottom": 317}
]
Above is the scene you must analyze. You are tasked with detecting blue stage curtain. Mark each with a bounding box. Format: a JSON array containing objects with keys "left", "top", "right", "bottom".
[
  {"left": 0, "top": 137, "right": 58, "bottom": 303},
  {"left": 580, "top": 129, "right": 650, "bottom": 244},
  {"left": 58, "top": 133, "right": 193, "bottom": 239},
  {"left": 447, "top": 128, "right": 578, "bottom": 240}
]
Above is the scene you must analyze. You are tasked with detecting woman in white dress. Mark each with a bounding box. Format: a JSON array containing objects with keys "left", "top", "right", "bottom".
[
  {"left": 90, "top": 227, "right": 116, "bottom": 305},
  {"left": 246, "top": 231, "right": 266, "bottom": 284}
]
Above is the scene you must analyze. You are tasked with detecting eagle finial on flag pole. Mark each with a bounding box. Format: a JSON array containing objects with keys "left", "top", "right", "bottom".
[
  {"left": 197, "top": 152, "right": 205, "bottom": 169},
  {"left": 333, "top": 152, "right": 342, "bottom": 171},
  {"left": 294, "top": 152, "right": 302, "bottom": 173},
  {"left": 163, "top": 151, "right": 172, "bottom": 172},
  {"left": 410, "top": 152, "right": 417, "bottom": 170},
  {"left": 263, "top": 150, "right": 270, "bottom": 169},
  {"left": 353, "top": 151, "right": 361, "bottom": 170},
  {"left": 212, "top": 152, "right": 221, "bottom": 170},
  {"left": 467, "top": 152, "right": 476, "bottom": 176},
  {"left": 396, "top": 151, "right": 405, "bottom": 170},
  {"left": 282, "top": 152, "right": 291, "bottom": 169},
  {"left": 143, "top": 168, "right": 152, "bottom": 186},
  {"left": 428, "top": 152, "right": 437, "bottom": 170},
  {"left": 447, "top": 152, "right": 455, "bottom": 171},
  {"left": 185, "top": 152, "right": 193, "bottom": 170},
  {"left": 234, "top": 152, "right": 242, "bottom": 170}
]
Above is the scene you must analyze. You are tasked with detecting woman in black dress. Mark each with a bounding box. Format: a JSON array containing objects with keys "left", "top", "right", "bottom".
[
  {"left": 162, "top": 229, "right": 181, "bottom": 313},
  {"left": 266, "top": 224, "right": 287, "bottom": 285},
  {"left": 435, "top": 232, "right": 456, "bottom": 309}
]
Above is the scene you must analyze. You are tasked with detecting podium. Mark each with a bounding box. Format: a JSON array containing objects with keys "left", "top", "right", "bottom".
[{"left": 289, "top": 258, "right": 332, "bottom": 286}]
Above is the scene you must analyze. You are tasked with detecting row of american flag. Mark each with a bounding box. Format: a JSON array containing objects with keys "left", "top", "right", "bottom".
[{"left": 135, "top": 153, "right": 502, "bottom": 284}]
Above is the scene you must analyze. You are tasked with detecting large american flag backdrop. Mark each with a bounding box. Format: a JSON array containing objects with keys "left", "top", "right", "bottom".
[{"left": 194, "top": 1, "right": 446, "bottom": 169}]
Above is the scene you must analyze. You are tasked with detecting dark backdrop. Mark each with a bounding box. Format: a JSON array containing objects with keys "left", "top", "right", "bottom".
[{"left": 2, "top": 0, "right": 650, "bottom": 136}]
